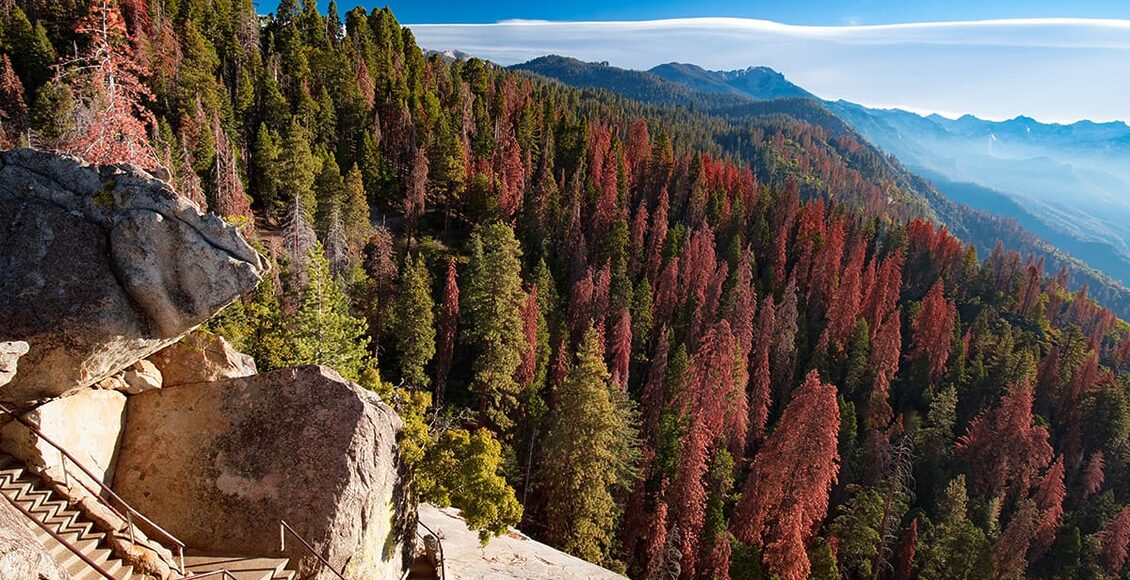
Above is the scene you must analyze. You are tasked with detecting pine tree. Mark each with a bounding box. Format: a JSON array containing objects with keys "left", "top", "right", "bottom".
[
  {"left": 909, "top": 280, "right": 957, "bottom": 384},
  {"left": 393, "top": 254, "right": 436, "bottom": 387},
  {"left": 57, "top": 0, "right": 157, "bottom": 166},
  {"left": 211, "top": 118, "right": 252, "bottom": 219},
  {"left": 917, "top": 475, "right": 993, "bottom": 579},
  {"left": 281, "top": 192, "right": 318, "bottom": 288},
  {"left": 956, "top": 382, "right": 1053, "bottom": 500},
  {"left": 253, "top": 124, "right": 283, "bottom": 215},
  {"left": 609, "top": 307, "right": 632, "bottom": 389},
  {"left": 362, "top": 227, "right": 398, "bottom": 347},
  {"left": 1082, "top": 452, "right": 1105, "bottom": 499},
  {"left": 283, "top": 243, "right": 371, "bottom": 381},
  {"left": 0, "top": 55, "right": 28, "bottom": 147},
  {"left": 3, "top": 7, "right": 56, "bottom": 94},
  {"left": 515, "top": 286, "right": 540, "bottom": 389},
  {"left": 772, "top": 276, "right": 800, "bottom": 404},
  {"left": 406, "top": 145, "right": 429, "bottom": 232},
  {"left": 434, "top": 258, "right": 460, "bottom": 403},
  {"left": 866, "top": 309, "right": 901, "bottom": 428},
  {"left": 342, "top": 164, "right": 371, "bottom": 251},
  {"left": 1099, "top": 508, "right": 1130, "bottom": 576},
  {"left": 1031, "top": 456, "right": 1066, "bottom": 561},
  {"left": 280, "top": 118, "right": 319, "bottom": 222},
  {"left": 895, "top": 518, "right": 919, "bottom": 580},
  {"left": 541, "top": 326, "right": 640, "bottom": 566},
  {"left": 748, "top": 296, "right": 774, "bottom": 443},
  {"left": 464, "top": 222, "right": 527, "bottom": 431},
  {"left": 324, "top": 209, "right": 351, "bottom": 280},
  {"left": 732, "top": 370, "right": 841, "bottom": 580},
  {"left": 314, "top": 154, "right": 346, "bottom": 236}
]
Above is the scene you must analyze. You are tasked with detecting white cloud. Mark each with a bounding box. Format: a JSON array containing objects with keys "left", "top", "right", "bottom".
[{"left": 407, "top": 18, "right": 1130, "bottom": 123}]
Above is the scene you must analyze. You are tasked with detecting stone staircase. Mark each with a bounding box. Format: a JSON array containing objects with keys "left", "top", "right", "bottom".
[
  {"left": 0, "top": 453, "right": 138, "bottom": 579},
  {"left": 0, "top": 452, "right": 298, "bottom": 580}
]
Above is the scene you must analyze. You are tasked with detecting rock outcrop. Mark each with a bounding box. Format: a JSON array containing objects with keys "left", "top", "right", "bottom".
[
  {"left": 147, "top": 331, "right": 256, "bottom": 387},
  {"left": 0, "top": 496, "right": 67, "bottom": 580},
  {"left": 0, "top": 342, "right": 28, "bottom": 388},
  {"left": 417, "top": 504, "right": 627, "bottom": 579},
  {"left": 113, "top": 366, "right": 410, "bottom": 580},
  {"left": 119, "top": 360, "right": 163, "bottom": 394},
  {"left": 0, "top": 149, "right": 266, "bottom": 402},
  {"left": 0, "top": 389, "right": 127, "bottom": 489}
]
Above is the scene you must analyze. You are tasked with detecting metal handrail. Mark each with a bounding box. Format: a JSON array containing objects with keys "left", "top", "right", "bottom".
[
  {"left": 0, "top": 402, "right": 187, "bottom": 575},
  {"left": 183, "top": 570, "right": 239, "bottom": 579},
  {"left": 417, "top": 519, "right": 446, "bottom": 580},
  {"left": 279, "top": 519, "right": 347, "bottom": 580},
  {"left": 2, "top": 491, "right": 116, "bottom": 579}
]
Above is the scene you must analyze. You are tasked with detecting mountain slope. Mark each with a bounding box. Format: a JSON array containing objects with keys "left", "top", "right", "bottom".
[
  {"left": 647, "top": 62, "right": 742, "bottom": 95},
  {"left": 826, "top": 100, "right": 1130, "bottom": 288}
]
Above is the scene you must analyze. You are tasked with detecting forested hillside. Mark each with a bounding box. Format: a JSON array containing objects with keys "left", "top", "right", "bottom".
[
  {"left": 514, "top": 55, "right": 1130, "bottom": 319},
  {"left": 3, "top": 2, "right": 1130, "bottom": 579}
]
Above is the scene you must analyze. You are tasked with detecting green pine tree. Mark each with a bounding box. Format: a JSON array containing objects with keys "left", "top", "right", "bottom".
[
  {"left": 393, "top": 254, "right": 436, "bottom": 387},
  {"left": 283, "top": 243, "right": 370, "bottom": 381},
  {"left": 2, "top": 8, "right": 55, "bottom": 93},
  {"left": 464, "top": 222, "right": 527, "bottom": 431},
  {"left": 540, "top": 326, "right": 641, "bottom": 566},
  {"left": 314, "top": 153, "right": 346, "bottom": 236},
  {"left": 280, "top": 118, "right": 319, "bottom": 222},
  {"left": 253, "top": 123, "right": 283, "bottom": 215},
  {"left": 342, "top": 163, "right": 371, "bottom": 251}
]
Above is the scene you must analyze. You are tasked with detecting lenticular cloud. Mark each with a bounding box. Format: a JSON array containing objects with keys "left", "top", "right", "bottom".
[{"left": 408, "top": 17, "right": 1130, "bottom": 122}]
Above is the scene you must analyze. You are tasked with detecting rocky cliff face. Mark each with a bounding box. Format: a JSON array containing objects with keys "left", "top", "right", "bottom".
[{"left": 0, "top": 149, "right": 266, "bottom": 402}]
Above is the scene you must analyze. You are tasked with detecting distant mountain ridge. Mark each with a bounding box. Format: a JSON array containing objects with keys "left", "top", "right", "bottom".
[
  {"left": 511, "top": 55, "right": 750, "bottom": 109},
  {"left": 649, "top": 62, "right": 815, "bottom": 100},
  {"left": 506, "top": 54, "right": 1130, "bottom": 317},
  {"left": 825, "top": 101, "right": 1130, "bottom": 288}
]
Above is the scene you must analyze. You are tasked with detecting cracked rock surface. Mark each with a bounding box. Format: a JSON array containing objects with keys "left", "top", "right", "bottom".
[{"left": 0, "top": 149, "right": 266, "bottom": 402}]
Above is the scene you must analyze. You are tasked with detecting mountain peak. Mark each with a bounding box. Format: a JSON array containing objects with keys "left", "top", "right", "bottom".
[{"left": 650, "top": 62, "right": 814, "bottom": 100}]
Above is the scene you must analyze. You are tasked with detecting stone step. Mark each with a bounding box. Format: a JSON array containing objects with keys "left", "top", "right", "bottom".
[
  {"left": 34, "top": 509, "right": 96, "bottom": 538},
  {"left": 35, "top": 524, "right": 136, "bottom": 579},
  {"left": 184, "top": 554, "right": 292, "bottom": 580},
  {"left": 61, "top": 546, "right": 113, "bottom": 576},
  {"left": 40, "top": 528, "right": 105, "bottom": 558},
  {"left": 18, "top": 496, "right": 77, "bottom": 524}
]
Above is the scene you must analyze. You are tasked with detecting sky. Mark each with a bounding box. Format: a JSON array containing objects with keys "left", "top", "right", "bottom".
[{"left": 380, "top": 0, "right": 1130, "bottom": 26}]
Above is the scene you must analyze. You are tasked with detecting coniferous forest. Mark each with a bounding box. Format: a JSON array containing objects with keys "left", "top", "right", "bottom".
[{"left": 3, "top": 1, "right": 1130, "bottom": 578}]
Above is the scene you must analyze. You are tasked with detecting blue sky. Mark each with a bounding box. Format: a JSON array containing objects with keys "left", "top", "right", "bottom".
[{"left": 373, "top": 0, "right": 1130, "bottom": 26}]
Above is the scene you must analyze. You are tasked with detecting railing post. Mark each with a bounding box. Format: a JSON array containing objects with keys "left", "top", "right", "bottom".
[
  {"left": 127, "top": 511, "right": 135, "bottom": 545},
  {"left": 279, "top": 520, "right": 346, "bottom": 580}
]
